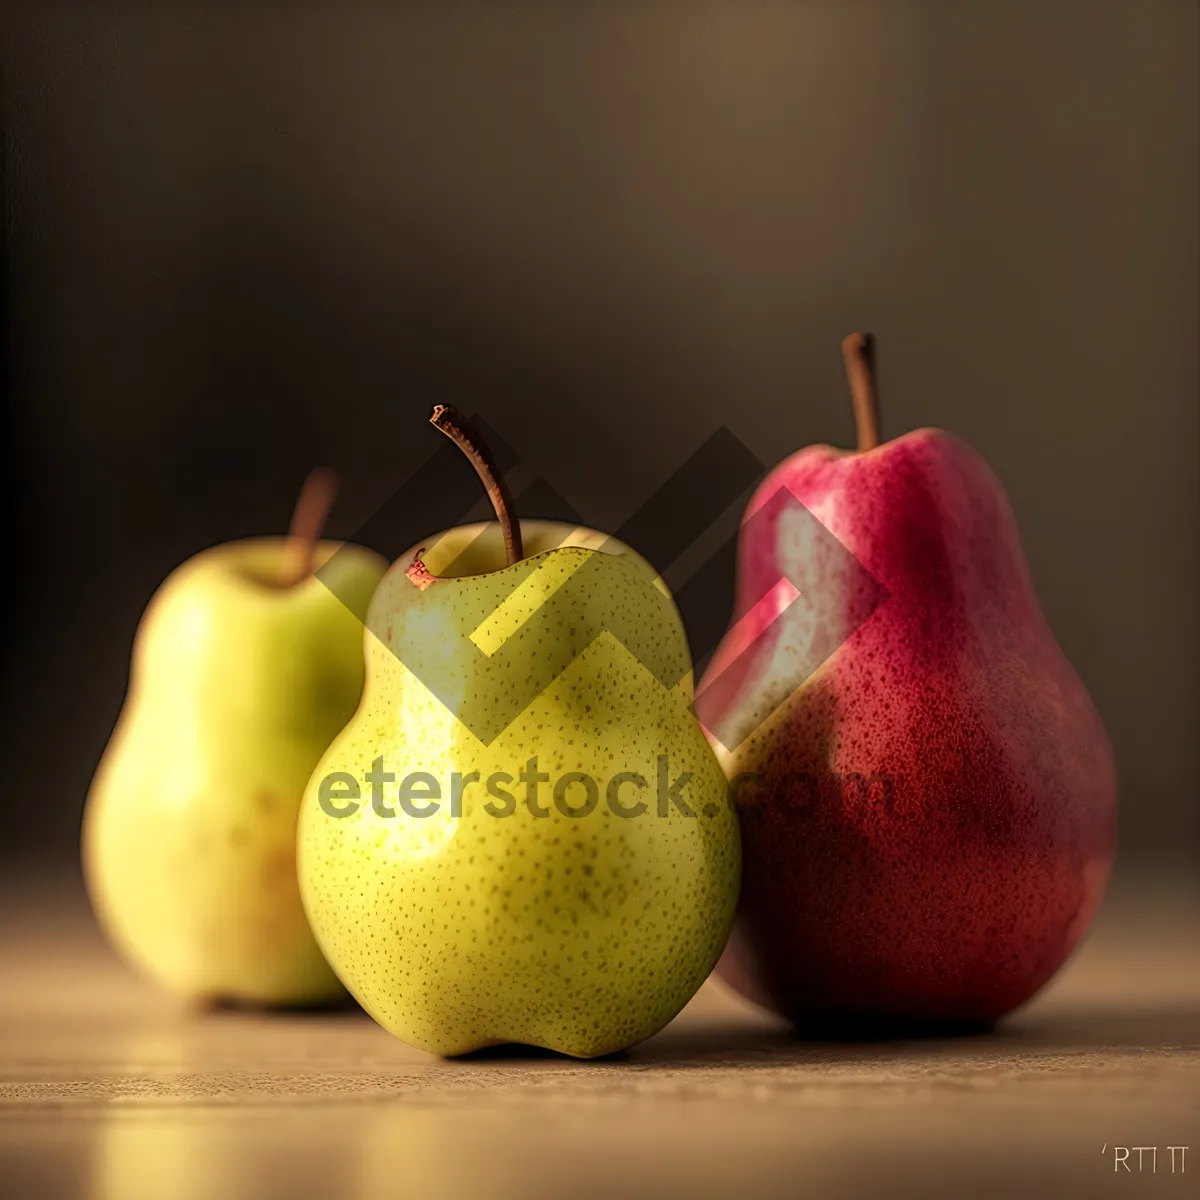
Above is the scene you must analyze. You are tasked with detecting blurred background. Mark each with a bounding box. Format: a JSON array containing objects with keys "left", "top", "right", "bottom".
[{"left": 2, "top": 0, "right": 1197, "bottom": 874}]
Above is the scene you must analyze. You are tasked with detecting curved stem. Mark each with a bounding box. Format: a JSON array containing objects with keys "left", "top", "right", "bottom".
[
  {"left": 841, "top": 332, "right": 881, "bottom": 452},
  {"left": 430, "top": 405, "right": 524, "bottom": 566},
  {"left": 282, "top": 466, "right": 339, "bottom": 585}
]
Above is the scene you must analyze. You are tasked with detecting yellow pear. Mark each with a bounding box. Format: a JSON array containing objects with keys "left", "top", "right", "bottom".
[
  {"left": 298, "top": 409, "right": 740, "bottom": 1055},
  {"left": 84, "top": 472, "right": 388, "bottom": 1005}
]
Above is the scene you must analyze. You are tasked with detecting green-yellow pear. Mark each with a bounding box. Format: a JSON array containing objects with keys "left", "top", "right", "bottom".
[
  {"left": 298, "top": 409, "right": 740, "bottom": 1057},
  {"left": 84, "top": 471, "right": 388, "bottom": 1005}
]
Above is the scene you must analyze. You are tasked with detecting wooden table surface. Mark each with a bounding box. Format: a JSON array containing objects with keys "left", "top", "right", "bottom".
[{"left": 1, "top": 868, "right": 1197, "bottom": 1200}]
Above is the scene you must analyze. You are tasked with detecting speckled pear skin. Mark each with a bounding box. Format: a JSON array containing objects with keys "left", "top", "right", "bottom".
[
  {"left": 699, "top": 430, "right": 1117, "bottom": 1030},
  {"left": 83, "top": 538, "right": 389, "bottom": 1006},
  {"left": 298, "top": 521, "right": 740, "bottom": 1058}
]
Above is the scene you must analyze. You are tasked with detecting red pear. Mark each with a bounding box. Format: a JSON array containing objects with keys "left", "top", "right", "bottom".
[{"left": 696, "top": 334, "right": 1117, "bottom": 1031}]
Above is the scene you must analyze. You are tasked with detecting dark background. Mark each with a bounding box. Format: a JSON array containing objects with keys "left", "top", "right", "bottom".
[{"left": 2, "top": 2, "right": 1197, "bottom": 870}]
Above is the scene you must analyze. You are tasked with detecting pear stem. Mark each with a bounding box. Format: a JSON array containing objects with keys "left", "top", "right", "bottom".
[
  {"left": 282, "top": 466, "right": 339, "bottom": 586},
  {"left": 841, "top": 331, "right": 881, "bottom": 452},
  {"left": 430, "top": 405, "right": 524, "bottom": 566}
]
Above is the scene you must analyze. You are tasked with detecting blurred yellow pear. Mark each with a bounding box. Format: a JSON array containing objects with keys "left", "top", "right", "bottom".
[{"left": 84, "top": 532, "right": 386, "bottom": 1005}]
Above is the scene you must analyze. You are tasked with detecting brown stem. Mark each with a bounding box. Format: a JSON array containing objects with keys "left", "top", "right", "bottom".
[
  {"left": 281, "top": 466, "right": 339, "bottom": 585},
  {"left": 430, "top": 405, "right": 524, "bottom": 565},
  {"left": 841, "top": 332, "right": 881, "bottom": 452}
]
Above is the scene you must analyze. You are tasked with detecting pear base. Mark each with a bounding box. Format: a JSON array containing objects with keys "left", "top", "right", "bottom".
[{"left": 452, "top": 1041, "right": 614, "bottom": 1063}]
